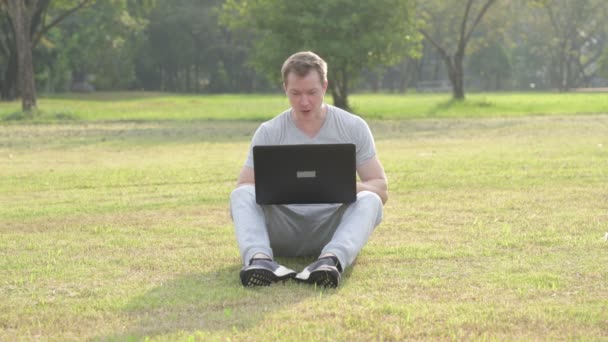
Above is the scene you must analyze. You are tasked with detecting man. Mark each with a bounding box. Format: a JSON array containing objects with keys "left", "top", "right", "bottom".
[{"left": 230, "top": 51, "right": 388, "bottom": 288}]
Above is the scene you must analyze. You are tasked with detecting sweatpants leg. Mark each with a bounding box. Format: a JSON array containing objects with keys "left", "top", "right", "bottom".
[
  {"left": 321, "top": 191, "right": 384, "bottom": 269},
  {"left": 264, "top": 202, "right": 346, "bottom": 258},
  {"left": 230, "top": 185, "right": 273, "bottom": 264},
  {"left": 231, "top": 186, "right": 383, "bottom": 269}
]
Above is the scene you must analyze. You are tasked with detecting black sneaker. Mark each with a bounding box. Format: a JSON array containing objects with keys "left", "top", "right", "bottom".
[
  {"left": 239, "top": 258, "right": 297, "bottom": 287},
  {"left": 295, "top": 256, "right": 342, "bottom": 288}
]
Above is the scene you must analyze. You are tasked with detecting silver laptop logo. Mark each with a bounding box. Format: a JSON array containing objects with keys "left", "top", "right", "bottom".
[{"left": 296, "top": 170, "right": 316, "bottom": 178}]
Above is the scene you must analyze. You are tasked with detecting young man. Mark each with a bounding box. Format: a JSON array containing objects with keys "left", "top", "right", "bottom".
[{"left": 230, "top": 51, "right": 388, "bottom": 288}]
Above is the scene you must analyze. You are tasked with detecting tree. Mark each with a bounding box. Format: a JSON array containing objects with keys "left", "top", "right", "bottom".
[
  {"left": 137, "top": 0, "right": 256, "bottom": 93},
  {"left": 52, "top": 0, "right": 149, "bottom": 92},
  {"left": 467, "top": 41, "right": 511, "bottom": 90},
  {"left": 416, "top": 0, "right": 498, "bottom": 100},
  {"left": 0, "top": 0, "right": 92, "bottom": 113},
  {"left": 222, "top": 0, "right": 420, "bottom": 111},
  {"left": 532, "top": 0, "right": 608, "bottom": 91},
  {"left": 3, "top": 0, "right": 38, "bottom": 112}
]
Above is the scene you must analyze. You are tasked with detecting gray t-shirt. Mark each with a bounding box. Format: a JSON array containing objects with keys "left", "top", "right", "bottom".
[{"left": 244, "top": 104, "right": 376, "bottom": 169}]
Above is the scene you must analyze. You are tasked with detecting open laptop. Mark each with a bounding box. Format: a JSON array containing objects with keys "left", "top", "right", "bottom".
[{"left": 253, "top": 143, "right": 356, "bottom": 204}]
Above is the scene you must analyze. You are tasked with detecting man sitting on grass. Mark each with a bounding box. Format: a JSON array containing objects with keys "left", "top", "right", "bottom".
[{"left": 230, "top": 51, "right": 388, "bottom": 288}]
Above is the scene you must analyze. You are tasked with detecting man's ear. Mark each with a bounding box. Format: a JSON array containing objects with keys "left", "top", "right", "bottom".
[{"left": 322, "top": 79, "right": 329, "bottom": 92}]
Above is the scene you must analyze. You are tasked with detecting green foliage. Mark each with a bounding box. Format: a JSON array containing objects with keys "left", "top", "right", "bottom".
[
  {"left": 32, "top": 1, "right": 145, "bottom": 92},
  {"left": 222, "top": 0, "right": 421, "bottom": 107},
  {"left": 417, "top": 0, "right": 503, "bottom": 54},
  {"left": 4, "top": 0, "right": 607, "bottom": 102},
  {"left": 599, "top": 48, "right": 608, "bottom": 79},
  {"left": 415, "top": 0, "right": 502, "bottom": 99},
  {"left": 49, "top": 0, "right": 148, "bottom": 90},
  {"left": 519, "top": 0, "right": 608, "bottom": 90},
  {"left": 466, "top": 42, "right": 511, "bottom": 90},
  {"left": 417, "top": 0, "right": 465, "bottom": 54},
  {"left": 136, "top": 0, "right": 264, "bottom": 93}
]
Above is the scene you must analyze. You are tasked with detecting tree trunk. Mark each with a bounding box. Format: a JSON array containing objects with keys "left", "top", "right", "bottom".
[
  {"left": 0, "top": 13, "right": 18, "bottom": 100},
  {"left": 452, "top": 71, "right": 465, "bottom": 100},
  {"left": 444, "top": 54, "right": 465, "bottom": 100},
  {"left": 331, "top": 91, "right": 348, "bottom": 111},
  {"left": 330, "top": 69, "right": 350, "bottom": 111},
  {"left": 6, "top": 0, "right": 38, "bottom": 113}
]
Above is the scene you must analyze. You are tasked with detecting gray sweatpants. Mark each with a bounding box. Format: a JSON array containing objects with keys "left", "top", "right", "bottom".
[{"left": 230, "top": 185, "right": 383, "bottom": 269}]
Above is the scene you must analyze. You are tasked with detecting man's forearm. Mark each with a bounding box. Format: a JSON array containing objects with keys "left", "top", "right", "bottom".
[{"left": 357, "top": 179, "right": 388, "bottom": 204}]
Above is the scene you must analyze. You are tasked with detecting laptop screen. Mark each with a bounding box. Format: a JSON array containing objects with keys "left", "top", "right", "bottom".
[{"left": 253, "top": 143, "right": 356, "bottom": 204}]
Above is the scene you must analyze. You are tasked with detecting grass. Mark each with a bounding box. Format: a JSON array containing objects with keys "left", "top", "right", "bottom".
[
  {"left": 1, "top": 93, "right": 607, "bottom": 340},
  {"left": 0, "top": 91, "right": 607, "bottom": 122}
]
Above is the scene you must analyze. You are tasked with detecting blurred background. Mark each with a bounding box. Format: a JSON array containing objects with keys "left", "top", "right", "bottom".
[{"left": 2, "top": 0, "right": 607, "bottom": 106}]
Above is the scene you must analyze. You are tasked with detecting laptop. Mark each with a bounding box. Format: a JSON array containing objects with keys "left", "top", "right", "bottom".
[{"left": 253, "top": 143, "right": 356, "bottom": 204}]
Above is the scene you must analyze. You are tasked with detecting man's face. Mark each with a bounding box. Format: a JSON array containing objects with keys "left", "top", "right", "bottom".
[{"left": 284, "top": 71, "right": 328, "bottom": 119}]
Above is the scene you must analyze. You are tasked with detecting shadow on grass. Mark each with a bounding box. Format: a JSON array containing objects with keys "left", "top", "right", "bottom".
[
  {"left": 101, "top": 260, "right": 342, "bottom": 340},
  {"left": 2, "top": 110, "right": 79, "bottom": 122},
  {"left": 0, "top": 120, "right": 260, "bottom": 150},
  {"left": 42, "top": 91, "right": 173, "bottom": 102},
  {"left": 426, "top": 98, "right": 494, "bottom": 117}
]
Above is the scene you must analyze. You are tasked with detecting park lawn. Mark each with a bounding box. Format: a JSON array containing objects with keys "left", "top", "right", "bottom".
[
  {"left": 1, "top": 109, "right": 607, "bottom": 340},
  {"left": 0, "top": 91, "right": 607, "bottom": 122}
]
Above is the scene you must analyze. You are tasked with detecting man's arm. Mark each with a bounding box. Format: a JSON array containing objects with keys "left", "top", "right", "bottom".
[
  {"left": 236, "top": 166, "right": 255, "bottom": 186},
  {"left": 356, "top": 156, "right": 389, "bottom": 204}
]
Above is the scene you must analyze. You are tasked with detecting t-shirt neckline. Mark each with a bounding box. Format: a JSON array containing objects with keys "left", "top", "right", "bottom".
[{"left": 288, "top": 104, "right": 331, "bottom": 141}]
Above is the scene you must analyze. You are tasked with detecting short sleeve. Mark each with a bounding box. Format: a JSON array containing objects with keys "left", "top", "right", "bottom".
[
  {"left": 354, "top": 117, "right": 376, "bottom": 166},
  {"left": 244, "top": 124, "right": 269, "bottom": 168}
]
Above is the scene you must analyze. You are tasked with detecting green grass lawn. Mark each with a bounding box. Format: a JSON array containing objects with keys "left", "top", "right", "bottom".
[
  {"left": 0, "top": 91, "right": 607, "bottom": 122},
  {"left": 1, "top": 93, "right": 607, "bottom": 340}
]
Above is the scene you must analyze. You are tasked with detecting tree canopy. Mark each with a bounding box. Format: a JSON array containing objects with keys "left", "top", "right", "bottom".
[
  {"left": 1, "top": 0, "right": 93, "bottom": 113},
  {"left": 222, "top": 0, "right": 420, "bottom": 110},
  {"left": 417, "top": 0, "right": 499, "bottom": 99},
  {"left": 2, "top": 0, "right": 608, "bottom": 115}
]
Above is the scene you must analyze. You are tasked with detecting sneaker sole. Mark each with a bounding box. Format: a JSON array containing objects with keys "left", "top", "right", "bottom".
[
  {"left": 240, "top": 268, "right": 277, "bottom": 287},
  {"left": 296, "top": 269, "right": 340, "bottom": 288},
  {"left": 309, "top": 270, "right": 339, "bottom": 288},
  {"left": 240, "top": 267, "right": 296, "bottom": 287}
]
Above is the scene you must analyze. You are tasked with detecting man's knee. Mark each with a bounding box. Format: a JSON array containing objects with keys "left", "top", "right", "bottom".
[
  {"left": 357, "top": 191, "right": 382, "bottom": 208},
  {"left": 230, "top": 185, "right": 257, "bottom": 221},
  {"left": 356, "top": 191, "right": 383, "bottom": 225}
]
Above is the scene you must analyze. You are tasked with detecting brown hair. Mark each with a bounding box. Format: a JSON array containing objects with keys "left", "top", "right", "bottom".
[{"left": 281, "top": 51, "right": 328, "bottom": 85}]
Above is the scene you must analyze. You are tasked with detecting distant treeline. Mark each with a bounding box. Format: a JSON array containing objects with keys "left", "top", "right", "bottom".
[{"left": 1, "top": 0, "right": 608, "bottom": 101}]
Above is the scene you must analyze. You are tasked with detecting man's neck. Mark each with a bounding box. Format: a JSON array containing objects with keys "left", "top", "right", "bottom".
[{"left": 292, "top": 104, "right": 327, "bottom": 138}]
